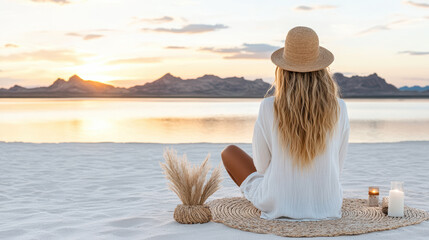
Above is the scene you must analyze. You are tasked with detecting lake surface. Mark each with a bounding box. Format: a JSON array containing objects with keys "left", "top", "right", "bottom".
[{"left": 1, "top": 98, "right": 429, "bottom": 143}]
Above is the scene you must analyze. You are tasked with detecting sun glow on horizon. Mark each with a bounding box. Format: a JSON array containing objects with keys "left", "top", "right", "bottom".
[{"left": 66, "top": 63, "right": 118, "bottom": 83}]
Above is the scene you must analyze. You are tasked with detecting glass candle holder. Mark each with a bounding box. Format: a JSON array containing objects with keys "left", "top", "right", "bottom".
[
  {"left": 368, "top": 186, "right": 379, "bottom": 207},
  {"left": 388, "top": 181, "right": 404, "bottom": 217}
]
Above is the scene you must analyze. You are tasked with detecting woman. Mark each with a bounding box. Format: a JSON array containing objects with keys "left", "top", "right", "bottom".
[{"left": 221, "top": 26, "right": 350, "bottom": 220}]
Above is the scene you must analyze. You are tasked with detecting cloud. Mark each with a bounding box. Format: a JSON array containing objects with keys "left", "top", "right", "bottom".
[
  {"left": 398, "top": 51, "right": 429, "bottom": 55},
  {"left": 0, "top": 49, "right": 89, "bottom": 64},
  {"left": 140, "top": 16, "right": 174, "bottom": 24},
  {"left": 31, "top": 0, "right": 70, "bottom": 5},
  {"left": 223, "top": 53, "right": 270, "bottom": 59},
  {"left": 294, "top": 5, "right": 337, "bottom": 11},
  {"left": 240, "top": 43, "right": 279, "bottom": 52},
  {"left": 164, "top": 46, "right": 188, "bottom": 49},
  {"left": 66, "top": 32, "right": 81, "bottom": 37},
  {"left": 357, "top": 25, "right": 391, "bottom": 35},
  {"left": 130, "top": 16, "right": 177, "bottom": 26},
  {"left": 83, "top": 34, "right": 103, "bottom": 40},
  {"left": 357, "top": 19, "right": 410, "bottom": 35},
  {"left": 403, "top": 1, "right": 429, "bottom": 8},
  {"left": 66, "top": 32, "right": 104, "bottom": 40},
  {"left": 4, "top": 43, "right": 19, "bottom": 48},
  {"left": 107, "top": 57, "right": 162, "bottom": 65},
  {"left": 201, "top": 43, "right": 279, "bottom": 59},
  {"left": 144, "top": 24, "right": 228, "bottom": 34},
  {"left": 200, "top": 47, "right": 242, "bottom": 53}
]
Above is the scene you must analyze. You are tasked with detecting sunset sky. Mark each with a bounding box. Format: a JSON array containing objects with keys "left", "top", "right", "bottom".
[{"left": 0, "top": 0, "right": 428, "bottom": 88}]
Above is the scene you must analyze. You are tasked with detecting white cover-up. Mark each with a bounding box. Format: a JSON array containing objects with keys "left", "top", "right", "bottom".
[{"left": 240, "top": 96, "right": 350, "bottom": 220}]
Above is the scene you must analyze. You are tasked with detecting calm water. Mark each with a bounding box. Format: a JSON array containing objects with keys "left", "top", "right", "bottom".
[{"left": 1, "top": 98, "right": 429, "bottom": 143}]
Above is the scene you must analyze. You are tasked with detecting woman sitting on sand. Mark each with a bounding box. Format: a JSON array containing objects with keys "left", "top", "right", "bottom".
[{"left": 221, "top": 26, "right": 350, "bottom": 220}]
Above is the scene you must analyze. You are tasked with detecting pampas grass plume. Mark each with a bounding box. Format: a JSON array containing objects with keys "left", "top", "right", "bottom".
[{"left": 160, "top": 148, "right": 222, "bottom": 205}]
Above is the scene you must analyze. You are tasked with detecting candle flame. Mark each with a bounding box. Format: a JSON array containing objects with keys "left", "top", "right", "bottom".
[{"left": 368, "top": 187, "right": 379, "bottom": 195}]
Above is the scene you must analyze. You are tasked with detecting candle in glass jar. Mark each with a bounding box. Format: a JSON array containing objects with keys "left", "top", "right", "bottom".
[
  {"left": 368, "top": 186, "right": 379, "bottom": 207},
  {"left": 388, "top": 181, "right": 404, "bottom": 217}
]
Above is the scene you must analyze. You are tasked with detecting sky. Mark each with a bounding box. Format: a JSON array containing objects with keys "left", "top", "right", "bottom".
[{"left": 0, "top": 0, "right": 428, "bottom": 88}]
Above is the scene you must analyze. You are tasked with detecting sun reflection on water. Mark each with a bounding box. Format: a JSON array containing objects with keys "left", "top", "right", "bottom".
[{"left": 0, "top": 98, "right": 428, "bottom": 143}]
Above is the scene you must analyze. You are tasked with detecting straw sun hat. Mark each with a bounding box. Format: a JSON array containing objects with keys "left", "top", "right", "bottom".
[{"left": 271, "top": 26, "right": 334, "bottom": 72}]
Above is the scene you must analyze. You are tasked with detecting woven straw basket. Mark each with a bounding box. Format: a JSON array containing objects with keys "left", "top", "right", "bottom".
[{"left": 174, "top": 204, "right": 212, "bottom": 224}]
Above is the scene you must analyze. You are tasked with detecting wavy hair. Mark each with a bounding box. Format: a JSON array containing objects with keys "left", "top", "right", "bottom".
[{"left": 266, "top": 67, "right": 339, "bottom": 169}]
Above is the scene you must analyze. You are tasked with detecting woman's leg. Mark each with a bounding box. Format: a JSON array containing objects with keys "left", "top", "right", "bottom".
[{"left": 221, "top": 145, "right": 256, "bottom": 186}]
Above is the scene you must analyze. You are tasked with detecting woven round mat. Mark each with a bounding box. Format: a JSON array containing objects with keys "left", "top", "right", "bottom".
[{"left": 207, "top": 197, "right": 429, "bottom": 237}]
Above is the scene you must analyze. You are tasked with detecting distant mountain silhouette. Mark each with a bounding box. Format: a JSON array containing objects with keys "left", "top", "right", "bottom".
[
  {"left": 47, "top": 75, "right": 120, "bottom": 93},
  {"left": 1, "top": 72, "right": 428, "bottom": 98},
  {"left": 0, "top": 75, "right": 127, "bottom": 97},
  {"left": 128, "top": 73, "right": 271, "bottom": 97},
  {"left": 399, "top": 85, "right": 429, "bottom": 92},
  {"left": 332, "top": 73, "right": 400, "bottom": 97}
]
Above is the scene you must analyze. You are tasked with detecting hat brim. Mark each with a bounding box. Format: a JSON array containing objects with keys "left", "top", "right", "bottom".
[{"left": 270, "top": 46, "right": 334, "bottom": 72}]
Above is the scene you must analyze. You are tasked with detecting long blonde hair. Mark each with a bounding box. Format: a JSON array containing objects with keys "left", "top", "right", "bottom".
[{"left": 268, "top": 67, "right": 339, "bottom": 169}]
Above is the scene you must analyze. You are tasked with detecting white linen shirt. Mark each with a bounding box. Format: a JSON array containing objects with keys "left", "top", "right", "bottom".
[{"left": 240, "top": 96, "right": 350, "bottom": 220}]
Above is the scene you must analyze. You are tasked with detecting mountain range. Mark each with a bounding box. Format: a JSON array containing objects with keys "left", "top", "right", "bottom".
[
  {"left": 1, "top": 73, "right": 428, "bottom": 98},
  {"left": 399, "top": 85, "right": 429, "bottom": 92}
]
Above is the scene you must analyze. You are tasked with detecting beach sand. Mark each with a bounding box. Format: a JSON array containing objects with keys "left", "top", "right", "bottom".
[{"left": 0, "top": 142, "right": 428, "bottom": 239}]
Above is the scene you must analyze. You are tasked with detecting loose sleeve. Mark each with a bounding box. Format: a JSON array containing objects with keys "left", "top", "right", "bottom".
[
  {"left": 339, "top": 101, "right": 350, "bottom": 174},
  {"left": 252, "top": 100, "right": 272, "bottom": 174}
]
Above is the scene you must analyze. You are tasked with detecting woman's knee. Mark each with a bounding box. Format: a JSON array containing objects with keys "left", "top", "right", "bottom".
[{"left": 221, "top": 145, "right": 240, "bottom": 165}]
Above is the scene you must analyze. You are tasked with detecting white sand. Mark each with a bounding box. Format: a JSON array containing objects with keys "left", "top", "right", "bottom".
[{"left": 0, "top": 142, "right": 428, "bottom": 239}]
